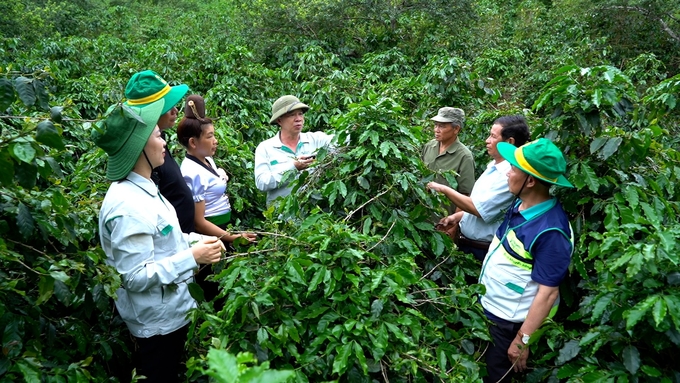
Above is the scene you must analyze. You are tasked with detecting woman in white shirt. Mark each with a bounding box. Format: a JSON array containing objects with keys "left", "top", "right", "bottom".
[
  {"left": 95, "top": 99, "right": 225, "bottom": 382},
  {"left": 177, "top": 95, "right": 256, "bottom": 304}
]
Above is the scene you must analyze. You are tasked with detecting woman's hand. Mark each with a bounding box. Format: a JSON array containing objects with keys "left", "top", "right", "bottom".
[
  {"left": 294, "top": 155, "right": 315, "bottom": 170},
  {"left": 191, "top": 236, "right": 226, "bottom": 264}
]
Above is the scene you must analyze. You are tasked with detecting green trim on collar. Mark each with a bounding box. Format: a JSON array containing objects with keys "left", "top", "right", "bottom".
[{"left": 519, "top": 198, "right": 557, "bottom": 220}]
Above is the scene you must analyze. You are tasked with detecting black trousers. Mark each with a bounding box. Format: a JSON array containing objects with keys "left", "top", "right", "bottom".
[
  {"left": 133, "top": 324, "right": 189, "bottom": 383},
  {"left": 484, "top": 318, "right": 523, "bottom": 383}
]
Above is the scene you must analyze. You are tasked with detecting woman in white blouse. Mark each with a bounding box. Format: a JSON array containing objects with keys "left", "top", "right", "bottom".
[{"left": 177, "top": 95, "right": 256, "bottom": 303}]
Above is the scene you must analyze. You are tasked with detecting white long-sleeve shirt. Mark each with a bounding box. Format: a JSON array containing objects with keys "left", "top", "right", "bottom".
[
  {"left": 98, "top": 172, "right": 203, "bottom": 338},
  {"left": 254, "top": 131, "right": 333, "bottom": 205}
]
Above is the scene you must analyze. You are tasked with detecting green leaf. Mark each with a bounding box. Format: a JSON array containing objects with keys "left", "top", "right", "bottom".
[
  {"left": 15, "top": 161, "right": 37, "bottom": 189},
  {"left": 592, "top": 293, "right": 614, "bottom": 322},
  {"left": 370, "top": 299, "right": 383, "bottom": 318},
  {"left": 556, "top": 339, "right": 580, "bottom": 365},
  {"left": 589, "top": 137, "right": 608, "bottom": 154},
  {"left": 50, "top": 106, "right": 63, "bottom": 123},
  {"left": 0, "top": 78, "right": 15, "bottom": 111},
  {"left": 14, "top": 76, "right": 36, "bottom": 107},
  {"left": 206, "top": 349, "right": 239, "bottom": 382},
  {"left": 622, "top": 345, "right": 640, "bottom": 375},
  {"left": 36, "top": 276, "right": 55, "bottom": 305},
  {"left": 12, "top": 142, "right": 36, "bottom": 163},
  {"left": 626, "top": 295, "right": 657, "bottom": 330},
  {"left": 16, "top": 203, "right": 35, "bottom": 238},
  {"left": 33, "top": 79, "right": 50, "bottom": 110},
  {"left": 36, "top": 121, "right": 65, "bottom": 150},
  {"left": 307, "top": 267, "right": 325, "bottom": 294},
  {"left": 16, "top": 360, "right": 40, "bottom": 383},
  {"left": 0, "top": 151, "right": 14, "bottom": 186},
  {"left": 362, "top": 216, "right": 372, "bottom": 235},
  {"left": 652, "top": 298, "right": 667, "bottom": 328},
  {"left": 592, "top": 88, "right": 602, "bottom": 108},
  {"left": 579, "top": 331, "right": 601, "bottom": 347},
  {"left": 332, "top": 342, "right": 352, "bottom": 374},
  {"left": 580, "top": 163, "right": 600, "bottom": 193},
  {"left": 640, "top": 202, "right": 660, "bottom": 227},
  {"left": 625, "top": 186, "right": 639, "bottom": 209},
  {"left": 353, "top": 341, "right": 368, "bottom": 375},
  {"left": 188, "top": 282, "right": 205, "bottom": 302},
  {"left": 640, "top": 365, "right": 662, "bottom": 377},
  {"left": 599, "top": 137, "right": 622, "bottom": 160},
  {"left": 603, "top": 204, "right": 618, "bottom": 231},
  {"left": 357, "top": 175, "right": 369, "bottom": 190}
]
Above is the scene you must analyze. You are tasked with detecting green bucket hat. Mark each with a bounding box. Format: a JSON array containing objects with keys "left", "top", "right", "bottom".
[
  {"left": 497, "top": 138, "right": 574, "bottom": 188},
  {"left": 269, "top": 95, "right": 310, "bottom": 124},
  {"left": 93, "top": 99, "right": 165, "bottom": 181},
  {"left": 124, "top": 70, "right": 188, "bottom": 115}
]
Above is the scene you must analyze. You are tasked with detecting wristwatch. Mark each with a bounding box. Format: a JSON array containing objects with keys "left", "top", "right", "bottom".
[{"left": 517, "top": 330, "right": 531, "bottom": 345}]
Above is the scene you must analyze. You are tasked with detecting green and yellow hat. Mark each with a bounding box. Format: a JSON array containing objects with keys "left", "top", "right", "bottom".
[
  {"left": 124, "top": 70, "right": 188, "bottom": 114},
  {"left": 497, "top": 138, "right": 574, "bottom": 188},
  {"left": 93, "top": 99, "right": 165, "bottom": 181}
]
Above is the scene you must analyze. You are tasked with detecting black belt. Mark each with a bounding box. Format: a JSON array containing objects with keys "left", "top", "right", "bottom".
[{"left": 457, "top": 234, "right": 491, "bottom": 250}]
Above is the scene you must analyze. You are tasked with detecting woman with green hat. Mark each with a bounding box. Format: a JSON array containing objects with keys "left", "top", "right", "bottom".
[
  {"left": 94, "top": 99, "right": 225, "bottom": 382},
  {"left": 124, "top": 69, "right": 196, "bottom": 234}
]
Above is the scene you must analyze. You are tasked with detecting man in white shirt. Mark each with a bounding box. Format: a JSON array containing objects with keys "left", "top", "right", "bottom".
[
  {"left": 254, "top": 95, "right": 333, "bottom": 205},
  {"left": 427, "top": 115, "right": 530, "bottom": 261}
]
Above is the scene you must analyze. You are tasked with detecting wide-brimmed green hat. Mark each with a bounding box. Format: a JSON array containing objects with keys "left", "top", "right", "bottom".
[
  {"left": 269, "top": 95, "right": 310, "bottom": 124},
  {"left": 124, "top": 70, "right": 188, "bottom": 115},
  {"left": 498, "top": 138, "right": 574, "bottom": 188},
  {"left": 93, "top": 99, "right": 165, "bottom": 180}
]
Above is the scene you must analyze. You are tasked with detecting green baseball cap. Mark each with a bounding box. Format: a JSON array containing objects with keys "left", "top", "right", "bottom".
[
  {"left": 269, "top": 95, "right": 310, "bottom": 124},
  {"left": 497, "top": 138, "right": 574, "bottom": 188},
  {"left": 93, "top": 99, "right": 165, "bottom": 180},
  {"left": 124, "top": 70, "right": 188, "bottom": 115}
]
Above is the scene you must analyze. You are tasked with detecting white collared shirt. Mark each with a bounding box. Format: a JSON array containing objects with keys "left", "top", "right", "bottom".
[
  {"left": 254, "top": 131, "right": 333, "bottom": 205},
  {"left": 459, "top": 160, "right": 514, "bottom": 242},
  {"left": 98, "top": 172, "right": 202, "bottom": 338}
]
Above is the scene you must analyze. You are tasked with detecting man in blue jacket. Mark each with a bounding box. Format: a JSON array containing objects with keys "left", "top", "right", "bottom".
[{"left": 479, "top": 138, "right": 574, "bottom": 383}]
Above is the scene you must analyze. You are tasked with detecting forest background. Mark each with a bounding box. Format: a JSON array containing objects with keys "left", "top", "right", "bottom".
[{"left": 1, "top": 0, "right": 680, "bottom": 382}]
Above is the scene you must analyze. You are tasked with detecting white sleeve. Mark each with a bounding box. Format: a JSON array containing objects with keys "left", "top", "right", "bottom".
[
  {"left": 254, "top": 142, "right": 295, "bottom": 191},
  {"left": 181, "top": 162, "right": 207, "bottom": 202},
  {"left": 105, "top": 215, "right": 197, "bottom": 292}
]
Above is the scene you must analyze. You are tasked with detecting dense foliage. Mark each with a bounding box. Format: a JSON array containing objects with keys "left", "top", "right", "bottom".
[{"left": 1, "top": 0, "right": 679, "bottom": 382}]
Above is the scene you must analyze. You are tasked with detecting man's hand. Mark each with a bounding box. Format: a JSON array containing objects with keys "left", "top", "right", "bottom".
[
  {"left": 294, "top": 155, "right": 316, "bottom": 170},
  {"left": 508, "top": 334, "right": 530, "bottom": 372},
  {"left": 191, "top": 237, "right": 226, "bottom": 264},
  {"left": 426, "top": 181, "right": 446, "bottom": 193},
  {"left": 239, "top": 233, "right": 258, "bottom": 243},
  {"left": 439, "top": 211, "right": 463, "bottom": 226}
]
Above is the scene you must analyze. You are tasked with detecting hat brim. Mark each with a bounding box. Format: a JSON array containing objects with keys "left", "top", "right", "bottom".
[
  {"left": 497, "top": 142, "right": 574, "bottom": 188},
  {"left": 269, "top": 103, "right": 310, "bottom": 124},
  {"left": 106, "top": 100, "right": 165, "bottom": 180},
  {"left": 160, "top": 84, "right": 189, "bottom": 114},
  {"left": 430, "top": 116, "right": 455, "bottom": 123}
]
